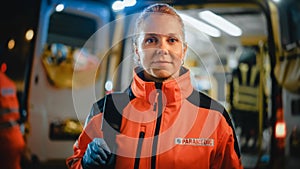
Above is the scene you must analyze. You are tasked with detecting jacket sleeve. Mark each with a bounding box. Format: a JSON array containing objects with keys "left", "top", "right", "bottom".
[
  {"left": 66, "top": 113, "right": 104, "bottom": 169},
  {"left": 212, "top": 120, "right": 244, "bottom": 169}
]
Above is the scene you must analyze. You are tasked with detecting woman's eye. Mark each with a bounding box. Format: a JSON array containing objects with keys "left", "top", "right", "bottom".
[
  {"left": 168, "top": 38, "right": 178, "bottom": 43},
  {"left": 145, "top": 37, "right": 156, "bottom": 44}
]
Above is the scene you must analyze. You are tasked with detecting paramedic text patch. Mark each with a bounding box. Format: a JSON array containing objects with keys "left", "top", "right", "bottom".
[{"left": 175, "top": 138, "right": 214, "bottom": 146}]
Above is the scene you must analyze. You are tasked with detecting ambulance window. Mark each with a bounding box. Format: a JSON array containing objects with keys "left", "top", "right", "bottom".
[
  {"left": 42, "top": 11, "right": 101, "bottom": 89},
  {"left": 47, "top": 12, "right": 97, "bottom": 47},
  {"left": 292, "top": 99, "right": 300, "bottom": 116}
]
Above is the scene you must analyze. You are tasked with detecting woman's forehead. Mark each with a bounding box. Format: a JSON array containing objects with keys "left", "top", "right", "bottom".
[{"left": 139, "top": 13, "right": 183, "bottom": 36}]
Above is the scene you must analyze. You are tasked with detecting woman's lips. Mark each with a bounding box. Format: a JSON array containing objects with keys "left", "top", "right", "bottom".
[{"left": 152, "top": 61, "right": 171, "bottom": 66}]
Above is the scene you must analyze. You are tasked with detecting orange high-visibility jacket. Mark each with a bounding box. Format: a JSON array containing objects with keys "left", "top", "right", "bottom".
[
  {"left": 0, "top": 71, "right": 25, "bottom": 169},
  {"left": 0, "top": 71, "right": 20, "bottom": 123},
  {"left": 67, "top": 68, "right": 243, "bottom": 169}
]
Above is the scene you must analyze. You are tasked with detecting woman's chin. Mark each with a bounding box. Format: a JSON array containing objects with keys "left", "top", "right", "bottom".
[{"left": 152, "top": 70, "right": 172, "bottom": 78}]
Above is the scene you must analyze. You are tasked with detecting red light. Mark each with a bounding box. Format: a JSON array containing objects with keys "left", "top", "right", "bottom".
[
  {"left": 1, "top": 63, "right": 7, "bottom": 73},
  {"left": 275, "top": 121, "right": 286, "bottom": 138}
]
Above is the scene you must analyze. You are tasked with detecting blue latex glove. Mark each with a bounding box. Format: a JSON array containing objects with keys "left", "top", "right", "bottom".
[{"left": 82, "top": 138, "right": 112, "bottom": 169}]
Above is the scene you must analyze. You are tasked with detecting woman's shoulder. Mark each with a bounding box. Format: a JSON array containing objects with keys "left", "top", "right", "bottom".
[{"left": 187, "top": 89, "right": 227, "bottom": 114}]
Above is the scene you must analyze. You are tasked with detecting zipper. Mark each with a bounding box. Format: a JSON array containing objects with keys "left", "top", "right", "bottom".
[
  {"left": 153, "top": 92, "right": 159, "bottom": 112},
  {"left": 151, "top": 83, "right": 163, "bottom": 169},
  {"left": 134, "top": 126, "right": 146, "bottom": 169}
]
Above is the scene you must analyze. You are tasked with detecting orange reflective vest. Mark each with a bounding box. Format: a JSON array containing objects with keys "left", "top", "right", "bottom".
[
  {"left": 67, "top": 68, "right": 243, "bottom": 169},
  {"left": 0, "top": 71, "right": 20, "bottom": 123},
  {"left": 0, "top": 71, "right": 25, "bottom": 169}
]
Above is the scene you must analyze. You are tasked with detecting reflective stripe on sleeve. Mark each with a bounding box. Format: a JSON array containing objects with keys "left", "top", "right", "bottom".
[
  {"left": 0, "top": 108, "right": 19, "bottom": 115},
  {"left": 1, "top": 87, "right": 16, "bottom": 96}
]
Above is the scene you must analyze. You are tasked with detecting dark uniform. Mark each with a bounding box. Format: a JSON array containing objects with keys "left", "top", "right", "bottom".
[{"left": 229, "top": 48, "right": 268, "bottom": 153}]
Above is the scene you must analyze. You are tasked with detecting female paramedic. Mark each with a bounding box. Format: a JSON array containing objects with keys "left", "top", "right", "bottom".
[{"left": 66, "top": 3, "right": 243, "bottom": 169}]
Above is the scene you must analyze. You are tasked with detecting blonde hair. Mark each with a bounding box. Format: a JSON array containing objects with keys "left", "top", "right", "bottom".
[{"left": 133, "top": 3, "right": 185, "bottom": 45}]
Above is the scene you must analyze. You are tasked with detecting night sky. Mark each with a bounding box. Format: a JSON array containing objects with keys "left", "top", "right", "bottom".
[{"left": 0, "top": 0, "right": 41, "bottom": 80}]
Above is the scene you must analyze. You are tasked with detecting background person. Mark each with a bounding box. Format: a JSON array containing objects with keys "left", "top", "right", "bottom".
[{"left": 0, "top": 69, "right": 26, "bottom": 169}]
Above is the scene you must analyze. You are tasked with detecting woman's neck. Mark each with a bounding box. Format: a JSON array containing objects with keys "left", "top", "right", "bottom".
[
  {"left": 143, "top": 72, "right": 170, "bottom": 82},
  {"left": 137, "top": 66, "right": 186, "bottom": 83}
]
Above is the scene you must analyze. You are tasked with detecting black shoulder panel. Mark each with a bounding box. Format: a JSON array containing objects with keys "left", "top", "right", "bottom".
[
  {"left": 186, "top": 89, "right": 241, "bottom": 158},
  {"left": 102, "top": 92, "right": 131, "bottom": 132},
  {"left": 187, "top": 89, "right": 225, "bottom": 112},
  {"left": 96, "top": 97, "right": 106, "bottom": 113}
]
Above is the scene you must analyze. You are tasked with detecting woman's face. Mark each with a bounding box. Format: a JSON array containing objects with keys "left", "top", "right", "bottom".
[{"left": 135, "top": 13, "right": 187, "bottom": 81}]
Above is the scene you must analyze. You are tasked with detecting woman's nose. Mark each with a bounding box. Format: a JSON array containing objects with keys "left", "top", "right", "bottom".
[{"left": 156, "top": 40, "right": 168, "bottom": 55}]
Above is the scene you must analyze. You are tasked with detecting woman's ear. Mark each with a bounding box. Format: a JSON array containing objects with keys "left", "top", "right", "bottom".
[
  {"left": 133, "top": 43, "right": 138, "bottom": 55},
  {"left": 182, "top": 42, "right": 188, "bottom": 59},
  {"left": 133, "top": 43, "right": 141, "bottom": 61}
]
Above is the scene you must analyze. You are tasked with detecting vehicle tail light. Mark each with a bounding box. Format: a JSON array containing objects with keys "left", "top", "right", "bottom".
[{"left": 275, "top": 121, "right": 286, "bottom": 138}]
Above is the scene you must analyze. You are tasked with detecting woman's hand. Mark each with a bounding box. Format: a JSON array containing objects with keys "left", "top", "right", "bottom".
[{"left": 82, "top": 138, "right": 111, "bottom": 169}]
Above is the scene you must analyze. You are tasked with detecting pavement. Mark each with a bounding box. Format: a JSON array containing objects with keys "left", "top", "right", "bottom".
[
  {"left": 22, "top": 159, "right": 67, "bottom": 169},
  {"left": 21, "top": 155, "right": 299, "bottom": 169}
]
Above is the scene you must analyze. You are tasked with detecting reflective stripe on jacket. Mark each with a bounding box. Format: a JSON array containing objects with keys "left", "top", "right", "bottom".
[
  {"left": 66, "top": 67, "right": 243, "bottom": 169},
  {"left": 0, "top": 71, "right": 20, "bottom": 123}
]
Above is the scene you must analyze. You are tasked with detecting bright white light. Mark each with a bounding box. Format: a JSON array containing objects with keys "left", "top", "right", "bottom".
[
  {"left": 123, "top": 0, "right": 136, "bottom": 7},
  {"left": 228, "top": 57, "right": 238, "bottom": 69},
  {"left": 112, "top": 1, "right": 125, "bottom": 11},
  {"left": 105, "top": 81, "right": 113, "bottom": 91},
  {"left": 25, "top": 29, "right": 34, "bottom": 41},
  {"left": 55, "top": 4, "right": 64, "bottom": 12},
  {"left": 179, "top": 13, "right": 221, "bottom": 37},
  {"left": 199, "top": 10, "right": 242, "bottom": 37},
  {"left": 275, "top": 122, "right": 286, "bottom": 138},
  {"left": 272, "top": 0, "right": 281, "bottom": 3}
]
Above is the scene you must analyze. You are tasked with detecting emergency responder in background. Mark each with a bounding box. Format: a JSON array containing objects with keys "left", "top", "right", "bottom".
[
  {"left": 229, "top": 47, "right": 268, "bottom": 153},
  {"left": 0, "top": 68, "right": 26, "bottom": 169}
]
